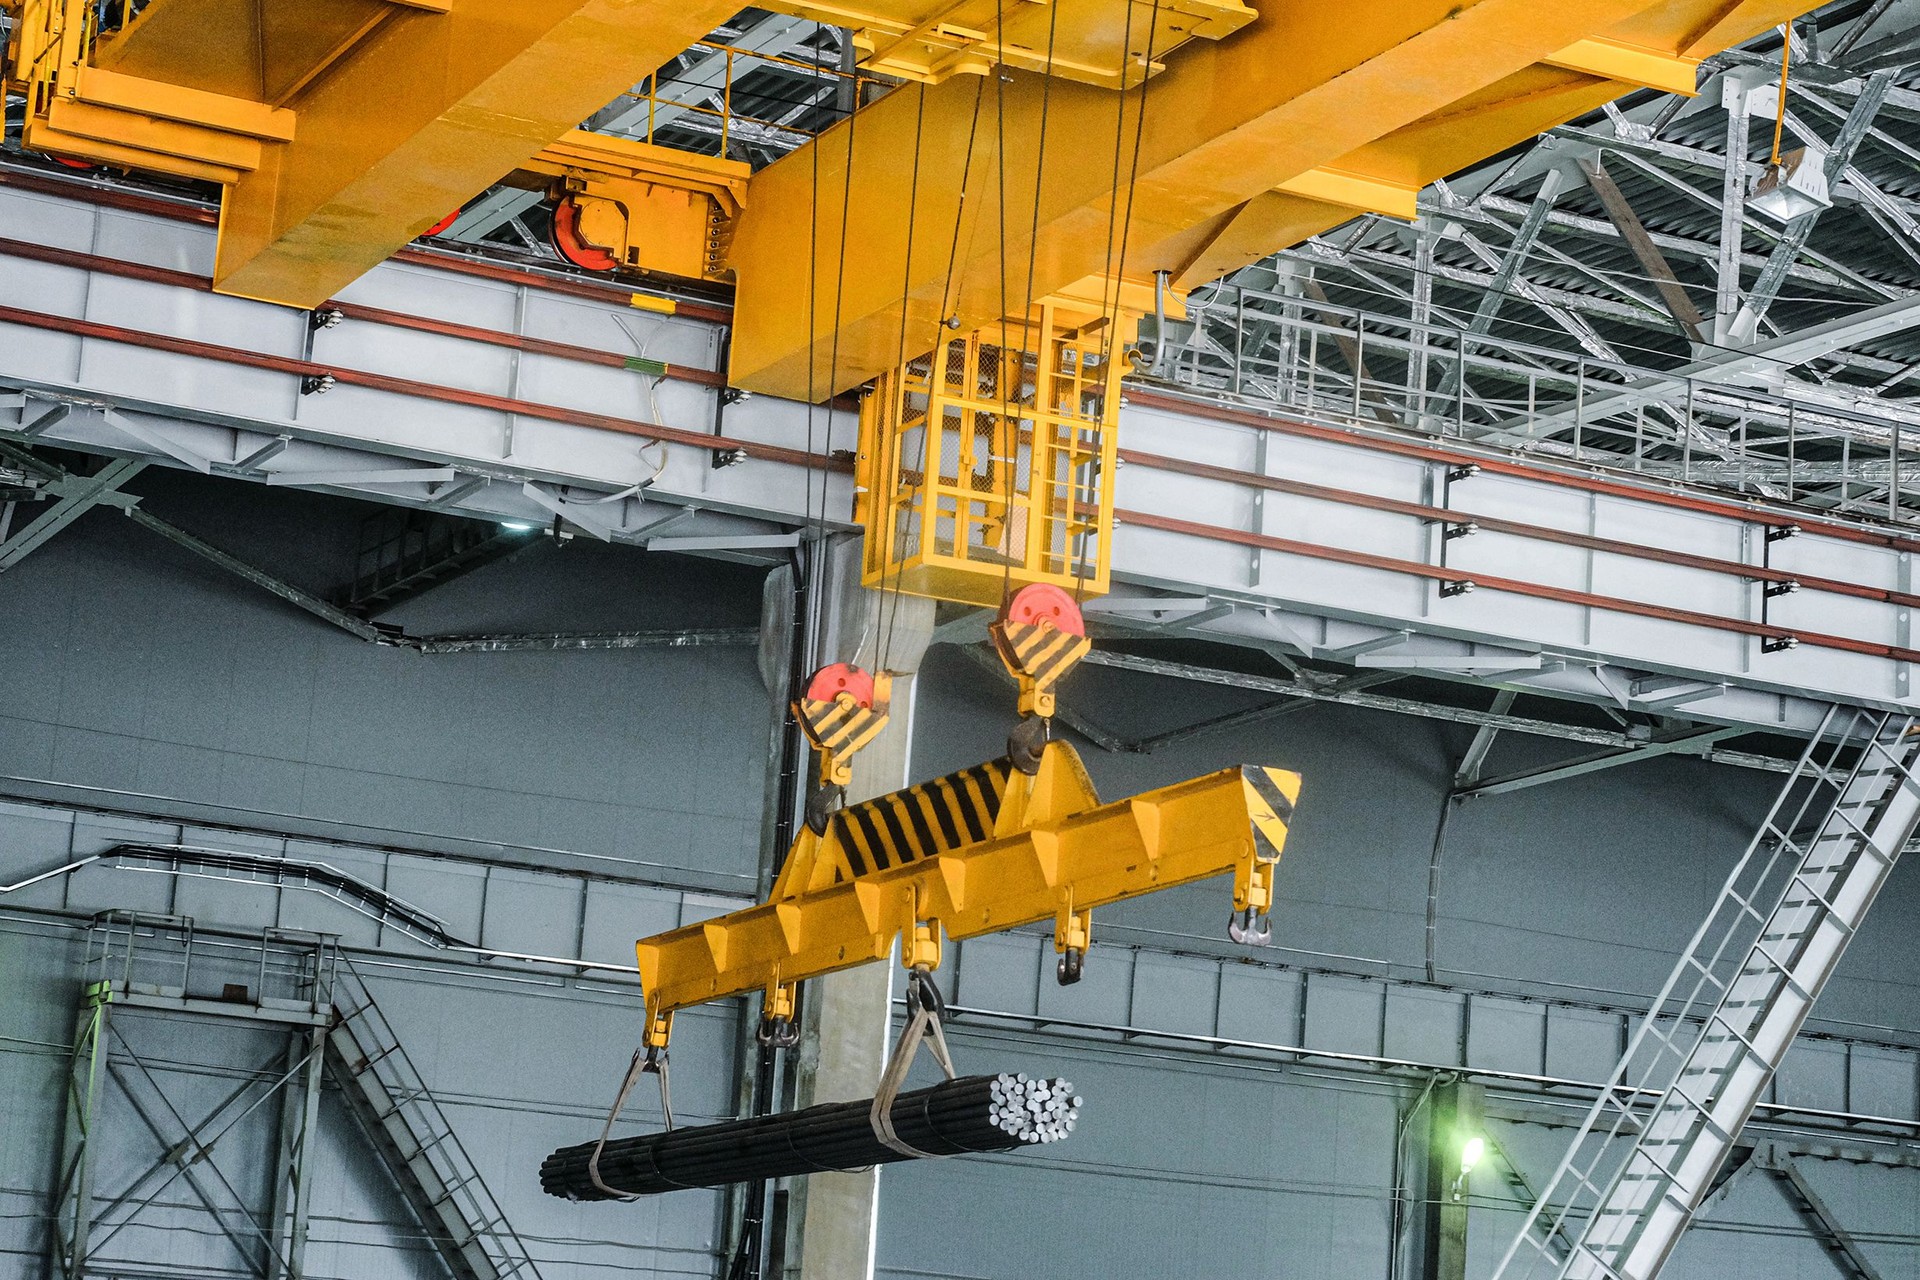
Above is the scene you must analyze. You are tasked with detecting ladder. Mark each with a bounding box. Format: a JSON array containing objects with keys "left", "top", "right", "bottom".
[
  {"left": 327, "top": 961, "right": 543, "bottom": 1280},
  {"left": 1493, "top": 707, "right": 1920, "bottom": 1280}
]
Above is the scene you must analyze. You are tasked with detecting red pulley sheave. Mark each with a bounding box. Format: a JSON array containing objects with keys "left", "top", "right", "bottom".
[
  {"left": 999, "top": 583, "right": 1085, "bottom": 636},
  {"left": 550, "top": 198, "right": 619, "bottom": 272},
  {"left": 803, "top": 663, "right": 876, "bottom": 708}
]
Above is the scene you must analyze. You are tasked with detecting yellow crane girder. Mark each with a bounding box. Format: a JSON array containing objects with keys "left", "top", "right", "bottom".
[
  {"left": 724, "top": 0, "right": 1822, "bottom": 400},
  {"left": 634, "top": 740, "right": 1301, "bottom": 1048}
]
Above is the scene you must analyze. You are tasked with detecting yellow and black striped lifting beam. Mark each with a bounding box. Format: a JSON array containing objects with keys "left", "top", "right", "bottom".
[{"left": 634, "top": 739, "right": 1301, "bottom": 1048}]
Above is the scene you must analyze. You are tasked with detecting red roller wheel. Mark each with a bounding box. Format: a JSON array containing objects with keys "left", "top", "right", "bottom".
[
  {"left": 803, "top": 663, "right": 876, "bottom": 708},
  {"left": 423, "top": 209, "right": 460, "bottom": 237},
  {"left": 1000, "top": 583, "right": 1084, "bottom": 636}
]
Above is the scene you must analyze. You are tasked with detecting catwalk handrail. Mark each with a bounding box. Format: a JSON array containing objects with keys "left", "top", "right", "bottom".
[{"left": 1156, "top": 282, "right": 1920, "bottom": 523}]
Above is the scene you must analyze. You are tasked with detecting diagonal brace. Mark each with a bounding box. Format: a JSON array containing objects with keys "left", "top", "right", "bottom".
[
  {"left": 1457, "top": 726, "right": 1743, "bottom": 798},
  {"left": 0, "top": 458, "right": 145, "bottom": 572}
]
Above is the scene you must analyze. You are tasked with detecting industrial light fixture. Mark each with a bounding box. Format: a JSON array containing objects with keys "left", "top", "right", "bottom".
[
  {"left": 1449, "top": 1130, "right": 1487, "bottom": 1202},
  {"left": 1751, "top": 149, "right": 1829, "bottom": 222},
  {"left": 1749, "top": 23, "right": 1829, "bottom": 223}
]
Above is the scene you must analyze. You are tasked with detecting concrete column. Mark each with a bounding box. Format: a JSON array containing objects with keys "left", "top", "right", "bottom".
[{"left": 781, "top": 536, "right": 936, "bottom": 1280}]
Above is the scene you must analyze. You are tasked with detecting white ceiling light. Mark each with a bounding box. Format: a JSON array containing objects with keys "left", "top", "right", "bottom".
[{"left": 1750, "top": 148, "right": 1830, "bottom": 222}]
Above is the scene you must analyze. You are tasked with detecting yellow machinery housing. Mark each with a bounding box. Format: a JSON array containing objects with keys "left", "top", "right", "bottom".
[
  {"left": 510, "top": 131, "right": 748, "bottom": 282},
  {"left": 635, "top": 739, "right": 1301, "bottom": 1049}
]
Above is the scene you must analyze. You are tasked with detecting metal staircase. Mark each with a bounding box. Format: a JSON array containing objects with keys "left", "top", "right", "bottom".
[
  {"left": 326, "top": 960, "right": 542, "bottom": 1280},
  {"left": 1493, "top": 707, "right": 1920, "bottom": 1280},
  {"left": 48, "top": 916, "right": 540, "bottom": 1280}
]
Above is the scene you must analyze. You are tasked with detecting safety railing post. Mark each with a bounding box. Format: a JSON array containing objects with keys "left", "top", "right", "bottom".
[
  {"left": 1741, "top": 412, "right": 1750, "bottom": 495},
  {"left": 1684, "top": 380, "right": 1695, "bottom": 484},
  {"left": 722, "top": 48, "right": 734, "bottom": 153},
  {"left": 1894, "top": 421, "right": 1903, "bottom": 520},
  {"left": 1787, "top": 401, "right": 1798, "bottom": 503},
  {"left": 1453, "top": 343, "right": 1466, "bottom": 437},
  {"left": 1352, "top": 324, "right": 1364, "bottom": 420},
  {"left": 1574, "top": 362, "right": 1586, "bottom": 461},
  {"left": 1232, "top": 288, "right": 1244, "bottom": 396},
  {"left": 1307, "top": 329, "right": 1319, "bottom": 409}
]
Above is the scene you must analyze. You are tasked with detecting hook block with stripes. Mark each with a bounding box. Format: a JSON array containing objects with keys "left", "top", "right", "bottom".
[
  {"left": 794, "top": 663, "right": 892, "bottom": 790},
  {"left": 634, "top": 739, "right": 1302, "bottom": 1048},
  {"left": 992, "top": 584, "right": 1092, "bottom": 722}
]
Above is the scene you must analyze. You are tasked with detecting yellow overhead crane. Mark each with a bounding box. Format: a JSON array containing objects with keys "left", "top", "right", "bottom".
[
  {"left": 1, "top": 0, "right": 1820, "bottom": 611},
  {"left": 634, "top": 585, "right": 1302, "bottom": 1053},
  {"left": 3, "top": 0, "right": 1817, "bottom": 319}
]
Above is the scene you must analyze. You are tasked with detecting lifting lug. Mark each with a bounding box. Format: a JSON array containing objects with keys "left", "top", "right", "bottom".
[
  {"left": 903, "top": 906, "right": 943, "bottom": 972},
  {"left": 757, "top": 981, "right": 799, "bottom": 1047},
  {"left": 1056, "top": 947, "right": 1084, "bottom": 985},
  {"left": 1228, "top": 906, "right": 1273, "bottom": 947},
  {"left": 756, "top": 1015, "right": 800, "bottom": 1048},
  {"left": 1007, "top": 714, "right": 1050, "bottom": 776},
  {"left": 1054, "top": 898, "right": 1091, "bottom": 985}
]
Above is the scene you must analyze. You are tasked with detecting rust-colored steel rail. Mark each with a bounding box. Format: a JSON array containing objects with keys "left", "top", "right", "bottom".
[{"left": 1116, "top": 508, "right": 1920, "bottom": 665}]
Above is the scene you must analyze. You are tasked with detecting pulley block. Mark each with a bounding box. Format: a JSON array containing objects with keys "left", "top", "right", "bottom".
[
  {"left": 991, "top": 584, "right": 1091, "bottom": 770},
  {"left": 794, "top": 662, "right": 893, "bottom": 828},
  {"left": 550, "top": 195, "right": 622, "bottom": 271}
]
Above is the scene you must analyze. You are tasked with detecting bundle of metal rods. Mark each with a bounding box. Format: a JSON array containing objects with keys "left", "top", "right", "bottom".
[{"left": 541, "top": 1073, "right": 1080, "bottom": 1200}]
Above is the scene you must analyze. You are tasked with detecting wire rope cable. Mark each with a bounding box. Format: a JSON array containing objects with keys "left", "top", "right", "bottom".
[
  {"left": 876, "top": 84, "right": 930, "bottom": 674},
  {"left": 1770, "top": 21, "right": 1794, "bottom": 168},
  {"left": 1008, "top": 0, "right": 1063, "bottom": 609}
]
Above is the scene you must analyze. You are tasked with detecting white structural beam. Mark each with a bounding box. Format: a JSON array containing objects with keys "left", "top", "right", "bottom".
[{"left": 3, "top": 179, "right": 1915, "bottom": 739}]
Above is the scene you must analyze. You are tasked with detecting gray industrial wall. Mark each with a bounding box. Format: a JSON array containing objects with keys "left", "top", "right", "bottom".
[{"left": 1, "top": 473, "right": 1917, "bottom": 1280}]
